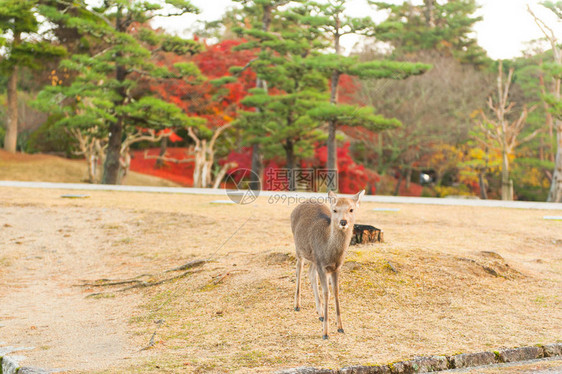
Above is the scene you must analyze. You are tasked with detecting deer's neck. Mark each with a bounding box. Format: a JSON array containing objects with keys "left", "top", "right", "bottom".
[{"left": 328, "top": 224, "right": 352, "bottom": 256}]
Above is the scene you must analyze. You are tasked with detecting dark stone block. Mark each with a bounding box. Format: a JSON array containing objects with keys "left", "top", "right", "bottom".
[
  {"left": 340, "top": 365, "right": 391, "bottom": 374},
  {"left": 542, "top": 343, "right": 562, "bottom": 357},
  {"left": 411, "top": 356, "right": 448, "bottom": 372},
  {"left": 448, "top": 351, "right": 497, "bottom": 368},
  {"left": 276, "top": 367, "right": 336, "bottom": 374},
  {"left": 390, "top": 356, "right": 447, "bottom": 373},
  {"left": 18, "top": 367, "right": 51, "bottom": 374},
  {"left": 498, "top": 346, "right": 543, "bottom": 363}
]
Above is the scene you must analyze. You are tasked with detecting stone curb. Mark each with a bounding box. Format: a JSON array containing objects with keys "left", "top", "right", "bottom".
[
  {"left": 276, "top": 343, "right": 562, "bottom": 374},
  {"left": 0, "top": 355, "right": 50, "bottom": 374},
  {"left": 2, "top": 181, "right": 562, "bottom": 210}
]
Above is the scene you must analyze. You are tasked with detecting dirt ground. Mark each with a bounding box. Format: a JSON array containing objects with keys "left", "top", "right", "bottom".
[{"left": 0, "top": 187, "right": 561, "bottom": 373}]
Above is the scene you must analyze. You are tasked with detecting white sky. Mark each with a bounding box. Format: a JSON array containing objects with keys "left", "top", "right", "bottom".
[{"left": 152, "top": 0, "right": 562, "bottom": 60}]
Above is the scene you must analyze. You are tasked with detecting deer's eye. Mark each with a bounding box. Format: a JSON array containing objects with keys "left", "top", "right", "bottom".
[
  {"left": 333, "top": 209, "right": 337, "bottom": 213},
  {"left": 350, "top": 209, "right": 354, "bottom": 213}
]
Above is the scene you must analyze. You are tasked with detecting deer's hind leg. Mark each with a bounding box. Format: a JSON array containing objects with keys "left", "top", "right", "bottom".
[
  {"left": 308, "top": 263, "right": 324, "bottom": 321},
  {"left": 294, "top": 257, "right": 304, "bottom": 311}
]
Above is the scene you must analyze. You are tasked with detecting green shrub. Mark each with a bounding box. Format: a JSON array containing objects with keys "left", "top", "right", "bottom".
[{"left": 26, "top": 115, "right": 76, "bottom": 156}]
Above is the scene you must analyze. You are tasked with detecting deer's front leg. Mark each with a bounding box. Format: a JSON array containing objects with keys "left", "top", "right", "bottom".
[
  {"left": 317, "top": 269, "right": 329, "bottom": 339},
  {"left": 331, "top": 271, "right": 344, "bottom": 333}
]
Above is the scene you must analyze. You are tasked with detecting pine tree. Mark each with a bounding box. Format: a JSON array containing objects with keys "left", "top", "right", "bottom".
[
  {"left": 232, "top": 0, "right": 294, "bottom": 190},
  {"left": 234, "top": 3, "right": 329, "bottom": 190},
  {"left": 304, "top": 0, "right": 431, "bottom": 181},
  {"left": 0, "top": 0, "right": 66, "bottom": 152},
  {"left": 371, "top": 0, "right": 489, "bottom": 66},
  {"left": 35, "top": 0, "right": 204, "bottom": 184}
]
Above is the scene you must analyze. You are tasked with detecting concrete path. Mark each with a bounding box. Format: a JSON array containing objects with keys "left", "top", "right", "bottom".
[
  {"left": 1, "top": 180, "right": 561, "bottom": 210},
  {"left": 440, "top": 357, "right": 562, "bottom": 373}
]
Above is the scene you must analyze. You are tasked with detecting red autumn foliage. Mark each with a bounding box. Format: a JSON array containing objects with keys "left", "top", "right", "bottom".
[
  {"left": 131, "top": 40, "right": 257, "bottom": 187},
  {"left": 304, "top": 143, "right": 379, "bottom": 194},
  {"left": 396, "top": 180, "right": 423, "bottom": 196},
  {"left": 133, "top": 41, "right": 381, "bottom": 194},
  {"left": 337, "top": 74, "right": 383, "bottom": 144},
  {"left": 155, "top": 128, "right": 183, "bottom": 143},
  {"left": 338, "top": 74, "right": 359, "bottom": 105},
  {"left": 151, "top": 39, "right": 256, "bottom": 129},
  {"left": 129, "top": 148, "right": 194, "bottom": 186},
  {"left": 224, "top": 143, "right": 379, "bottom": 194}
]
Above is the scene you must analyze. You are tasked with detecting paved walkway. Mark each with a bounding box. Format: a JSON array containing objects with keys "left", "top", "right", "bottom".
[
  {"left": 1, "top": 180, "right": 561, "bottom": 210},
  {"left": 440, "top": 357, "right": 562, "bottom": 373}
]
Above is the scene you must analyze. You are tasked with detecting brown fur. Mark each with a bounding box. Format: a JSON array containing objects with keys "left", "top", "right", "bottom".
[{"left": 290, "top": 190, "right": 364, "bottom": 339}]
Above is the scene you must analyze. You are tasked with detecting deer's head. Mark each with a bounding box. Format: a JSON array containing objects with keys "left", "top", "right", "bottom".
[{"left": 328, "top": 190, "right": 365, "bottom": 231}]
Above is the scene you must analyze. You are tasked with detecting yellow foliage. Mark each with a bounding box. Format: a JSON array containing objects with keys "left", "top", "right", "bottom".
[
  {"left": 427, "top": 144, "right": 463, "bottom": 171},
  {"left": 434, "top": 185, "right": 472, "bottom": 197},
  {"left": 519, "top": 167, "right": 550, "bottom": 188},
  {"left": 468, "top": 147, "right": 486, "bottom": 160},
  {"left": 469, "top": 109, "right": 480, "bottom": 119}
]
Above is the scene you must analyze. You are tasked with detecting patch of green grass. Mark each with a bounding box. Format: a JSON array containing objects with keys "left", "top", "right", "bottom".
[{"left": 90, "top": 293, "right": 116, "bottom": 299}]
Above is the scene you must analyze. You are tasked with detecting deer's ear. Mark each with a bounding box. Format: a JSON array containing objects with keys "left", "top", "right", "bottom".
[
  {"left": 328, "top": 190, "right": 337, "bottom": 205},
  {"left": 353, "top": 190, "right": 365, "bottom": 206}
]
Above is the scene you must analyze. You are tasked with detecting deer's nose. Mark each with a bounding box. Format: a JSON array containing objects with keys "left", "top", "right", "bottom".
[{"left": 340, "top": 220, "right": 348, "bottom": 227}]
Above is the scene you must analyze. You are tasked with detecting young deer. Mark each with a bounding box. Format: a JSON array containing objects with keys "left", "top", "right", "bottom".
[{"left": 291, "top": 190, "right": 365, "bottom": 339}]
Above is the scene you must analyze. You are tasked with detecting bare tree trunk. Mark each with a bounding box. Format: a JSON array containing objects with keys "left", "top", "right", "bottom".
[
  {"left": 102, "top": 119, "right": 124, "bottom": 184},
  {"left": 212, "top": 162, "right": 237, "bottom": 189},
  {"left": 539, "top": 64, "right": 555, "bottom": 162},
  {"left": 118, "top": 148, "right": 131, "bottom": 185},
  {"left": 250, "top": 143, "right": 261, "bottom": 190},
  {"left": 478, "top": 171, "right": 488, "bottom": 199},
  {"left": 88, "top": 155, "right": 97, "bottom": 183},
  {"left": 393, "top": 171, "right": 403, "bottom": 196},
  {"left": 327, "top": 71, "right": 341, "bottom": 176},
  {"left": 478, "top": 62, "right": 536, "bottom": 201},
  {"left": 548, "top": 121, "right": 562, "bottom": 202},
  {"left": 423, "top": 0, "right": 436, "bottom": 27},
  {"left": 187, "top": 124, "right": 231, "bottom": 188},
  {"left": 327, "top": 120, "right": 337, "bottom": 175},
  {"left": 501, "top": 149, "right": 511, "bottom": 200},
  {"left": 155, "top": 137, "right": 168, "bottom": 169},
  {"left": 286, "top": 139, "right": 295, "bottom": 191},
  {"left": 405, "top": 167, "right": 412, "bottom": 190},
  {"left": 192, "top": 140, "right": 204, "bottom": 187},
  {"left": 102, "top": 9, "right": 126, "bottom": 184},
  {"left": 201, "top": 155, "right": 211, "bottom": 187},
  {"left": 248, "top": 4, "right": 278, "bottom": 191},
  {"left": 4, "top": 34, "right": 19, "bottom": 153},
  {"left": 327, "top": 18, "right": 342, "bottom": 180}
]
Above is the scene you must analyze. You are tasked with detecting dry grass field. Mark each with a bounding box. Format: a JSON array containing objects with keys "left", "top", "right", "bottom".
[
  {"left": 0, "top": 150, "right": 179, "bottom": 187},
  {"left": 0, "top": 186, "right": 561, "bottom": 373}
]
